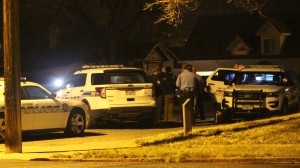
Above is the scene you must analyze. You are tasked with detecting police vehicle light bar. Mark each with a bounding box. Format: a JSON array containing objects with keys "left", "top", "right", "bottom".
[
  {"left": 0, "top": 77, "right": 27, "bottom": 81},
  {"left": 243, "top": 65, "right": 284, "bottom": 69},
  {"left": 82, "top": 64, "right": 124, "bottom": 69},
  {"left": 21, "top": 77, "right": 27, "bottom": 82}
]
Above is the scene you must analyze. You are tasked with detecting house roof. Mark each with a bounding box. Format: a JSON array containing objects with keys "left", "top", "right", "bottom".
[
  {"left": 179, "top": 14, "right": 263, "bottom": 60},
  {"left": 175, "top": 0, "right": 300, "bottom": 61},
  {"left": 226, "top": 36, "right": 252, "bottom": 51}
]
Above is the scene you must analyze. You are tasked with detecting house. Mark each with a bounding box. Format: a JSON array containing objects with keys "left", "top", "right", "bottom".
[
  {"left": 143, "top": 42, "right": 179, "bottom": 75},
  {"left": 148, "top": 0, "right": 300, "bottom": 76}
]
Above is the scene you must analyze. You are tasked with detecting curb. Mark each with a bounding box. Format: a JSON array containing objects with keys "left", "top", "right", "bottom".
[{"left": 34, "top": 157, "right": 300, "bottom": 163}]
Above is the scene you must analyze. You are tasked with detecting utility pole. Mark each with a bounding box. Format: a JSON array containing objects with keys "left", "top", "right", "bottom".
[{"left": 3, "top": 0, "right": 22, "bottom": 153}]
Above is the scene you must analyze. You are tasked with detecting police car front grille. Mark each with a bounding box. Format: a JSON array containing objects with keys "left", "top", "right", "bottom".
[{"left": 234, "top": 90, "right": 265, "bottom": 100}]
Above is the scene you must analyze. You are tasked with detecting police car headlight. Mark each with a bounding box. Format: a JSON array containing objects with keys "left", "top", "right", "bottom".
[
  {"left": 266, "top": 92, "right": 280, "bottom": 97},
  {"left": 224, "top": 91, "right": 233, "bottom": 97}
]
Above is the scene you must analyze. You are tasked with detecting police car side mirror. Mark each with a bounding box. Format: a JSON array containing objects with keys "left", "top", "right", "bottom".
[{"left": 282, "top": 78, "right": 287, "bottom": 85}]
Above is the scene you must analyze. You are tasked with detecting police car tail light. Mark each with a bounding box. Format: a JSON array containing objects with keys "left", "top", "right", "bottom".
[{"left": 95, "top": 87, "right": 106, "bottom": 98}]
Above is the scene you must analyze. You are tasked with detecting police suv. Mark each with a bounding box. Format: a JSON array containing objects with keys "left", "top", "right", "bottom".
[
  {"left": 55, "top": 65, "right": 156, "bottom": 128},
  {"left": 0, "top": 78, "right": 88, "bottom": 140},
  {"left": 216, "top": 65, "right": 300, "bottom": 123}
]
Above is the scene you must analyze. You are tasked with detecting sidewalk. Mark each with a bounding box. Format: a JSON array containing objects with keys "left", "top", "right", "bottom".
[{"left": 0, "top": 138, "right": 138, "bottom": 160}]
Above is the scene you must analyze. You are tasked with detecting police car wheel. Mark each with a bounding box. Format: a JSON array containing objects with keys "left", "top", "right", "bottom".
[
  {"left": 280, "top": 100, "right": 288, "bottom": 116},
  {"left": 85, "top": 105, "right": 97, "bottom": 129},
  {"left": 142, "top": 113, "right": 158, "bottom": 128},
  {"left": 65, "top": 110, "right": 86, "bottom": 136}
]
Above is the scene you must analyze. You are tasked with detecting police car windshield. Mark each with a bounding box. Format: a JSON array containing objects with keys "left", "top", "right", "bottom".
[
  {"left": 233, "top": 72, "right": 283, "bottom": 85},
  {"left": 91, "top": 70, "right": 149, "bottom": 85}
]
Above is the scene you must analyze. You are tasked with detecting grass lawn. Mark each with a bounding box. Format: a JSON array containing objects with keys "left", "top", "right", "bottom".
[{"left": 53, "top": 113, "right": 300, "bottom": 162}]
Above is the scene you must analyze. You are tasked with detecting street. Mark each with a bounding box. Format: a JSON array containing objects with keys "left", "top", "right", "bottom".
[{"left": 1, "top": 159, "right": 300, "bottom": 168}]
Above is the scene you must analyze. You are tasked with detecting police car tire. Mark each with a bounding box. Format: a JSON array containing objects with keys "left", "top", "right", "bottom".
[
  {"left": 280, "top": 100, "right": 289, "bottom": 116},
  {"left": 65, "top": 110, "right": 86, "bottom": 137},
  {"left": 143, "top": 113, "right": 158, "bottom": 128},
  {"left": 85, "top": 104, "right": 97, "bottom": 129}
]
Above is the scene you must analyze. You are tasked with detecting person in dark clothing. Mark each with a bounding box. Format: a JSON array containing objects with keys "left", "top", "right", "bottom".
[
  {"left": 149, "top": 66, "right": 164, "bottom": 120},
  {"left": 159, "top": 66, "right": 176, "bottom": 121},
  {"left": 192, "top": 66, "right": 205, "bottom": 120}
]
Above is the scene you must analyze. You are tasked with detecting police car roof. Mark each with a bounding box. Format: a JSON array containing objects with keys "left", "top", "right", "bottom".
[
  {"left": 75, "top": 65, "right": 143, "bottom": 73},
  {"left": 239, "top": 65, "right": 286, "bottom": 72}
]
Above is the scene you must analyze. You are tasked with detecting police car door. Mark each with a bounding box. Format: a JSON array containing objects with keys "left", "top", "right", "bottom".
[
  {"left": 68, "top": 74, "right": 87, "bottom": 101},
  {"left": 56, "top": 74, "right": 79, "bottom": 99},
  {"left": 22, "top": 86, "right": 63, "bottom": 129},
  {"left": 285, "top": 71, "right": 300, "bottom": 106},
  {"left": 206, "top": 68, "right": 237, "bottom": 106},
  {"left": 21, "top": 87, "right": 34, "bottom": 130}
]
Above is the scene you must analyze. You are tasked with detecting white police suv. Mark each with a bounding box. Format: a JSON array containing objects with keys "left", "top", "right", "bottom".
[
  {"left": 206, "top": 67, "right": 238, "bottom": 109},
  {"left": 55, "top": 65, "right": 156, "bottom": 128},
  {"left": 0, "top": 78, "right": 88, "bottom": 140},
  {"left": 217, "top": 65, "right": 300, "bottom": 123}
]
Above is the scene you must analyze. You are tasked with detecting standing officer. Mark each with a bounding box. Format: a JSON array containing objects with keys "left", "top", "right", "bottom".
[
  {"left": 192, "top": 66, "right": 205, "bottom": 120},
  {"left": 149, "top": 66, "right": 164, "bottom": 120},
  {"left": 176, "top": 64, "right": 196, "bottom": 124},
  {"left": 159, "top": 66, "right": 176, "bottom": 121}
]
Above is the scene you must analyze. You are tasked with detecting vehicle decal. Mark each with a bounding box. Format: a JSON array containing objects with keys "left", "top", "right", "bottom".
[
  {"left": 0, "top": 106, "right": 61, "bottom": 114},
  {"left": 62, "top": 103, "right": 68, "bottom": 112},
  {"left": 21, "top": 105, "right": 61, "bottom": 114}
]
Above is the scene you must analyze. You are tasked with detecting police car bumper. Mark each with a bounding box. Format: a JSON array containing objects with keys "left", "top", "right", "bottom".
[{"left": 90, "top": 106, "right": 156, "bottom": 121}]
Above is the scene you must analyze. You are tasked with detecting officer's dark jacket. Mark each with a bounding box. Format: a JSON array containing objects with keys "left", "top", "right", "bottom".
[
  {"left": 158, "top": 72, "right": 176, "bottom": 95},
  {"left": 149, "top": 74, "right": 163, "bottom": 96}
]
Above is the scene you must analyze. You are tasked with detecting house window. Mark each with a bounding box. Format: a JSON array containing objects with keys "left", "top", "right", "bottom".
[{"left": 263, "top": 39, "right": 277, "bottom": 55}]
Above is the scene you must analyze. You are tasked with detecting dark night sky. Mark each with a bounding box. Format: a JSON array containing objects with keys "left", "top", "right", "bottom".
[
  {"left": 3, "top": 0, "right": 293, "bottom": 73},
  {"left": 14, "top": 0, "right": 179, "bottom": 72}
]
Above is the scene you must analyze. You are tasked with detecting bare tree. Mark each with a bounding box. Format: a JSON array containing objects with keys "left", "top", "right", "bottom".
[
  {"left": 20, "top": 0, "right": 145, "bottom": 65},
  {"left": 144, "top": 0, "right": 268, "bottom": 27}
]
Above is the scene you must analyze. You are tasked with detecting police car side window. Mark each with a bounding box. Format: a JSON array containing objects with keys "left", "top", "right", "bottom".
[
  {"left": 211, "top": 70, "right": 235, "bottom": 82},
  {"left": 21, "top": 89, "right": 27, "bottom": 100},
  {"left": 73, "top": 74, "right": 87, "bottom": 87},
  {"left": 24, "top": 86, "right": 51, "bottom": 99},
  {"left": 91, "top": 73, "right": 106, "bottom": 85}
]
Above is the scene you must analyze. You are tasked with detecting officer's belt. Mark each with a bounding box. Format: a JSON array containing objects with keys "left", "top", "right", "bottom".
[{"left": 181, "top": 88, "right": 194, "bottom": 92}]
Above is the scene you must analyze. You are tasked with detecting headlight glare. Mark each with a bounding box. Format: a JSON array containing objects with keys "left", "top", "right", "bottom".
[{"left": 266, "top": 92, "right": 280, "bottom": 97}]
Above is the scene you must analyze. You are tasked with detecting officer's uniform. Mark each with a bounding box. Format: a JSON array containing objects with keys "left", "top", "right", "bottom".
[
  {"left": 159, "top": 72, "right": 176, "bottom": 121},
  {"left": 149, "top": 71, "right": 164, "bottom": 120},
  {"left": 176, "top": 69, "right": 195, "bottom": 123},
  {"left": 194, "top": 73, "right": 205, "bottom": 120}
]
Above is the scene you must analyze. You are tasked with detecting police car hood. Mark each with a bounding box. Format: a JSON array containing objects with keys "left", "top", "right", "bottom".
[{"left": 225, "top": 84, "right": 284, "bottom": 92}]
